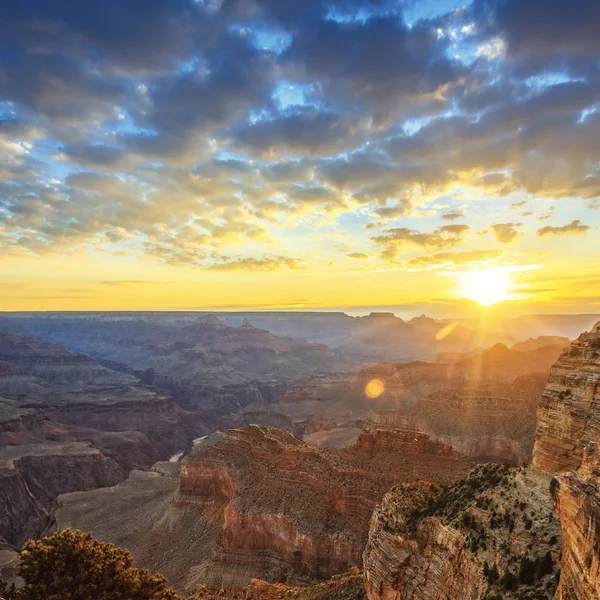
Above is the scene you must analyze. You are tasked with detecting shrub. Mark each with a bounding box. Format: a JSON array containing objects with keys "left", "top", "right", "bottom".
[{"left": 10, "top": 529, "right": 180, "bottom": 600}]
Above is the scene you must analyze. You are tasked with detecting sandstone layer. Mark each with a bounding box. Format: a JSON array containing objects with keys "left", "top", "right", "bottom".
[
  {"left": 52, "top": 425, "right": 472, "bottom": 592},
  {"left": 364, "top": 464, "right": 561, "bottom": 600},
  {"left": 551, "top": 442, "right": 600, "bottom": 600},
  {"left": 533, "top": 321, "right": 600, "bottom": 473}
]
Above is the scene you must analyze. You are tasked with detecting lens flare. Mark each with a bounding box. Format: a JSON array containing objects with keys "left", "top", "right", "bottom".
[
  {"left": 436, "top": 321, "right": 458, "bottom": 341},
  {"left": 365, "top": 378, "right": 385, "bottom": 399}
]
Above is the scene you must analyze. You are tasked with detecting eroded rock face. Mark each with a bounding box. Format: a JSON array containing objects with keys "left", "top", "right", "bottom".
[
  {"left": 0, "top": 332, "right": 197, "bottom": 549},
  {"left": 552, "top": 442, "right": 600, "bottom": 600},
  {"left": 52, "top": 425, "right": 472, "bottom": 591},
  {"left": 369, "top": 373, "right": 547, "bottom": 465},
  {"left": 363, "top": 464, "right": 561, "bottom": 600},
  {"left": 533, "top": 321, "right": 600, "bottom": 474},
  {"left": 180, "top": 426, "right": 473, "bottom": 587},
  {"left": 0, "top": 442, "right": 125, "bottom": 547}
]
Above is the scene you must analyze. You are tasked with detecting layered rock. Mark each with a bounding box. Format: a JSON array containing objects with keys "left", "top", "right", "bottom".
[
  {"left": 0, "top": 442, "right": 125, "bottom": 547},
  {"left": 52, "top": 425, "right": 472, "bottom": 592},
  {"left": 14, "top": 315, "right": 347, "bottom": 429},
  {"left": 551, "top": 442, "right": 600, "bottom": 600},
  {"left": 364, "top": 464, "right": 561, "bottom": 600},
  {"left": 0, "top": 332, "right": 197, "bottom": 549},
  {"left": 189, "top": 568, "right": 365, "bottom": 600},
  {"left": 533, "top": 321, "right": 600, "bottom": 474},
  {"left": 369, "top": 373, "right": 548, "bottom": 464}
]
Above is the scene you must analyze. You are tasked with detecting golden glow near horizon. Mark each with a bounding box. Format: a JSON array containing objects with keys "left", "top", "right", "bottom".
[{"left": 455, "top": 268, "right": 516, "bottom": 306}]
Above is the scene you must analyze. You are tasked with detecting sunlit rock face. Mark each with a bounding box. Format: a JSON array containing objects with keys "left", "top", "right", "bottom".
[
  {"left": 178, "top": 426, "right": 472, "bottom": 588},
  {"left": 552, "top": 442, "right": 600, "bottom": 600},
  {"left": 532, "top": 321, "right": 600, "bottom": 474},
  {"left": 52, "top": 425, "right": 471, "bottom": 592},
  {"left": 364, "top": 465, "right": 561, "bottom": 600}
]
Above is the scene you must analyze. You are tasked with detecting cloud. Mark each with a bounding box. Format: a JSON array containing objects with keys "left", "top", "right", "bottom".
[
  {"left": 347, "top": 252, "right": 369, "bottom": 260},
  {"left": 372, "top": 224, "right": 470, "bottom": 260},
  {"left": 491, "top": 222, "right": 522, "bottom": 243},
  {"left": 232, "top": 109, "right": 367, "bottom": 157},
  {"left": 1, "top": 0, "right": 599, "bottom": 281},
  {"left": 206, "top": 255, "right": 306, "bottom": 272},
  {"left": 405, "top": 249, "right": 504, "bottom": 270},
  {"left": 537, "top": 220, "right": 591, "bottom": 237},
  {"left": 372, "top": 199, "right": 413, "bottom": 219},
  {"left": 442, "top": 211, "right": 465, "bottom": 220}
]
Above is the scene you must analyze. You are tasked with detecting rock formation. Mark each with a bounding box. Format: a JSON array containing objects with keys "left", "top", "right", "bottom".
[
  {"left": 551, "top": 442, "right": 600, "bottom": 600},
  {"left": 364, "top": 464, "right": 561, "bottom": 600},
  {"left": 0, "top": 442, "right": 125, "bottom": 548},
  {"left": 0, "top": 332, "right": 197, "bottom": 549},
  {"left": 533, "top": 321, "right": 600, "bottom": 474},
  {"left": 189, "top": 569, "right": 365, "bottom": 600},
  {"left": 369, "top": 373, "right": 548, "bottom": 464},
  {"left": 11, "top": 315, "right": 347, "bottom": 430},
  {"left": 52, "top": 425, "right": 472, "bottom": 592}
]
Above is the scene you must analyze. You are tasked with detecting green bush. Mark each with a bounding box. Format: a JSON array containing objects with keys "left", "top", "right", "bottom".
[{"left": 4, "top": 529, "right": 180, "bottom": 600}]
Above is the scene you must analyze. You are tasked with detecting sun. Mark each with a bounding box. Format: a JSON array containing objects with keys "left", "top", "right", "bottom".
[{"left": 455, "top": 268, "right": 516, "bottom": 306}]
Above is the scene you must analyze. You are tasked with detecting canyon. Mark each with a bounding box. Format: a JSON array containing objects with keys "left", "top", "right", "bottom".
[
  {"left": 3, "top": 314, "right": 600, "bottom": 600},
  {"left": 361, "top": 321, "right": 600, "bottom": 600},
  {"left": 0, "top": 331, "right": 197, "bottom": 551},
  {"left": 51, "top": 425, "right": 472, "bottom": 592}
]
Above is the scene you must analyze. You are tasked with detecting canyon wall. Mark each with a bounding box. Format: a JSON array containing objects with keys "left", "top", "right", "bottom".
[
  {"left": 533, "top": 321, "right": 600, "bottom": 474},
  {"left": 551, "top": 442, "right": 600, "bottom": 600},
  {"left": 363, "top": 464, "right": 561, "bottom": 600}
]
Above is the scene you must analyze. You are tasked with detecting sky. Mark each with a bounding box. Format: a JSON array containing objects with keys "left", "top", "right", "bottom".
[{"left": 1, "top": 0, "right": 599, "bottom": 316}]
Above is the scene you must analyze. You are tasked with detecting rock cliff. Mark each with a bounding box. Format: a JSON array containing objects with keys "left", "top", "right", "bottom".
[
  {"left": 551, "top": 442, "right": 600, "bottom": 600},
  {"left": 52, "top": 425, "right": 472, "bottom": 592},
  {"left": 0, "top": 442, "right": 125, "bottom": 547},
  {"left": 533, "top": 321, "right": 600, "bottom": 474},
  {"left": 363, "top": 464, "right": 561, "bottom": 600}
]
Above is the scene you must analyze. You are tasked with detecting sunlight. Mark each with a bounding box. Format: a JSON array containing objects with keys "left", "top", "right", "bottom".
[{"left": 455, "top": 268, "right": 516, "bottom": 306}]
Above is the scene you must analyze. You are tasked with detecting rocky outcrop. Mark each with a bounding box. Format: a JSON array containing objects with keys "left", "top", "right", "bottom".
[
  {"left": 189, "top": 568, "right": 365, "bottom": 600},
  {"left": 52, "top": 425, "right": 472, "bottom": 591},
  {"left": 364, "top": 464, "right": 561, "bottom": 600},
  {"left": 551, "top": 442, "right": 600, "bottom": 600},
  {"left": 533, "top": 321, "right": 600, "bottom": 474}
]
